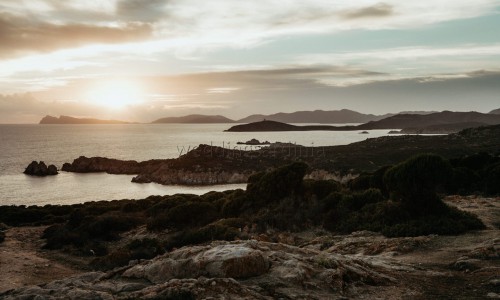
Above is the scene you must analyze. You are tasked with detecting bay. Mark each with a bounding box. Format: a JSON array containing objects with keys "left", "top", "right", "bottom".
[{"left": 0, "top": 124, "right": 396, "bottom": 206}]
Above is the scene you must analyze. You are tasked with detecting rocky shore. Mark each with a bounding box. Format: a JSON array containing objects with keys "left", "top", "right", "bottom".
[{"left": 60, "top": 125, "right": 500, "bottom": 186}]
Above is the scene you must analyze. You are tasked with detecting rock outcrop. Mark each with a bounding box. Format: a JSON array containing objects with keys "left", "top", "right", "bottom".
[
  {"left": 1, "top": 240, "right": 402, "bottom": 299},
  {"left": 23, "top": 161, "right": 58, "bottom": 176},
  {"left": 61, "top": 156, "right": 147, "bottom": 174}
]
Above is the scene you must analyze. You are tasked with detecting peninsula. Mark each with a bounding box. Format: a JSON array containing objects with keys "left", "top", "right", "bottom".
[
  {"left": 60, "top": 124, "right": 500, "bottom": 185},
  {"left": 226, "top": 111, "right": 500, "bottom": 132}
]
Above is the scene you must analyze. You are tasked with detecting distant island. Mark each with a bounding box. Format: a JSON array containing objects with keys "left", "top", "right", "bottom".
[
  {"left": 39, "top": 109, "right": 500, "bottom": 126},
  {"left": 39, "top": 115, "right": 132, "bottom": 124},
  {"left": 226, "top": 120, "right": 352, "bottom": 132},
  {"left": 226, "top": 111, "right": 500, "bottom": 132},
  {"left": 151, "top": 114, "right": 235, "bottom": 123}
]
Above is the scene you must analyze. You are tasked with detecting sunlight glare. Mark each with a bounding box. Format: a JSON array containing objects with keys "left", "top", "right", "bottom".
[{"left": 86, "top": 79, "right": 144, "bottom": 109}]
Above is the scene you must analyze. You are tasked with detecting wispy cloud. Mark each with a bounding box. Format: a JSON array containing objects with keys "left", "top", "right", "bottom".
[
  {"left": 341, "top": 3, "right": 394, "bottom": 19},
  {"left": 0, "top": 12, "right": 152, "bottom": 58}
]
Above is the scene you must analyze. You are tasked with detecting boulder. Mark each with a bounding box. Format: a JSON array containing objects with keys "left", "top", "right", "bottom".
[
  {"left": 123, "top": 242, "right": 269, "bottom": 283},
  {"left": 23, "top": 161, "right": 58, "bottom": 176}
]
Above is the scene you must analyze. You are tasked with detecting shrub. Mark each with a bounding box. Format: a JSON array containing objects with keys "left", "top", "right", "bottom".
[
  {"left": 348, "top": 174, "right": 371, "bottom": 191},
  {"left": 84, "top": 213, "right": 142, "bottom": 240},
  {"left": 147, "top": 201, "right": 219, "bottom": 231},
  {"left": 384, "top": 154, "right": 452, "bottom": 213},
  {"left": 127, "top": 238, "right": 165, "bottom": 260},
  {"left": 456, "top": 152, "right": 493, "bottom": 171},
  {"left": 221, "top": 193, "right": 248, "bottom": 217},
  {"left": 483, "top": 162, "right": 500, "bottom": 195},
  {"left": 147, "top": 195, "right": 190, "bottom": 217},
  {"left": 167, "top": 223, "right": 240, "bottom": 249},
  {"left": 42, "top": 224, "right": 86, "bottom": 249},
  {"left": 447, "top": 167, "right": 480, "bottom": 195},
  {"left": 247, "top": 162, "right": 308, "bottom": 203},
  {"left": 303, "top": 179, "right": 340, "bottom": 200}
]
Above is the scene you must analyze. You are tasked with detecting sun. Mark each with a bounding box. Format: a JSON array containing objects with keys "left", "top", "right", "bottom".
[{"left": 86, "top": 79, "right": 144, "bottom": 109}]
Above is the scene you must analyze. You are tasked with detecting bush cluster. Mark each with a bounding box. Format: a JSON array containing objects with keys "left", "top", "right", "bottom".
[{"left": 0, "top": 152, "right": 494, "bottom": 268}]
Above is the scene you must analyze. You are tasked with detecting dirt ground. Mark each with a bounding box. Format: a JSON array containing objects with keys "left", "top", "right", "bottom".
[{"left": 0, "top": 226, "right": 86, "bottom": 293}]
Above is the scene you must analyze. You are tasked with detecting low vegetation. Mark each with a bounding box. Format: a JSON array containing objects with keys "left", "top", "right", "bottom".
[{"left": 0, "top": 152, "right": 497, "bottom": 270}]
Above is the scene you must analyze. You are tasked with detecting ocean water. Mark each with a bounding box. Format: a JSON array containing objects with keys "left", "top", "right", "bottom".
[{"left": 0, "top": 124, "right": 396, "bottom": 206}]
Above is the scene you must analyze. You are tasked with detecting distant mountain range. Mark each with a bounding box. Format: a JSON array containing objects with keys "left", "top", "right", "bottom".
[
  {"left": 39, "top": 108, "right": 500, "bottom": 125},
  {"left": 236, "top": 109, "right": 385, "bottom": 123},
  {"left": 356, "top": 111, "right": 500, "bottom": 130},
  {"left": 39, "top": 115, "right": 131, "bottom": 124},
  {"left": 151, "top": 114, "right": 235, "bottom": 124},
  {"left": 226, "top": 111, "right": 500, "bottom": 132}
]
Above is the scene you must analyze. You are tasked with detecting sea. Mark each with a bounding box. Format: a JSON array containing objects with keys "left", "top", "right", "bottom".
[{"left": 0, "top": 124, "right": 397, "bottom": 206}]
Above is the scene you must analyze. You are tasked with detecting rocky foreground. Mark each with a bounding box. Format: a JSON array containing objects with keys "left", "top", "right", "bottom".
[{"left": 1, "top": 196, "right": 498, "bottom": 299}]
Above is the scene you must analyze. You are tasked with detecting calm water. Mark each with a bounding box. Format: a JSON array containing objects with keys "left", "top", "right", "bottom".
[{"left": 0, "top": 124, "right": 396, "bottom": 206}]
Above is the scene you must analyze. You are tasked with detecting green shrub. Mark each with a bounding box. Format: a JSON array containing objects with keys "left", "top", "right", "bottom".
[
  {"left": 84, "top": 213, "right": 142, "bottom": 240},
  {"left": 147, "top": 201, "right": 219, "bottom": 231},
  {"left": 42, "top": 224, "right": 86, "bottom": 249},
  {"left": 384, "top": 154, "right": 452, "bottom": 213},
  {"left": 348, "top": 174, "right": 371, "bottom": 191},
  {"left": 448, "top": 167, "right": 480, "bottom": 195},
  {"left": 484, "top": 162, "right": 500, "bottom": 195},
  {"left": 167, "top": 223, "right": 240, "bottom": 249},
  {"left": 303, "top": 179, "right": 340, "bottom": 200},
  {"left": 247, "top": 162, "right": 308, "bottom": 203},
  {"left": 147, "top": 195, "right": 190, "bottom": 217},
  {"left": 221, "top": 193, "right": 249, "bottom": 217}
]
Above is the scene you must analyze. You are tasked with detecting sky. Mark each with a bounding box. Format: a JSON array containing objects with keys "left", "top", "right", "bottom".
[{"left": 0, "top": 0, "right": 499, "bottom": 123}]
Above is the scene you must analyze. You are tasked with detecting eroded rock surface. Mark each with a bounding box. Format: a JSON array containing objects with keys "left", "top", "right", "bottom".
[{"left": 1, "top": 240, "right": 403, "bottom": 299}]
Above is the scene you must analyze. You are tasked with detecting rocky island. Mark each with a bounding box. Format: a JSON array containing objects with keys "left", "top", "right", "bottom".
[{"left": 23, "top": 161, "right": 58, "bottom": 176}]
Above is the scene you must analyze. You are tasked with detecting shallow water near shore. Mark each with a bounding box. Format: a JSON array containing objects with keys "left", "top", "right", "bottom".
[
  {"left": 0, "top": 172, "right": 246, "bottom": 206},
  {"left": 0, "top": 123, "right": 397, "bottom": 206}
]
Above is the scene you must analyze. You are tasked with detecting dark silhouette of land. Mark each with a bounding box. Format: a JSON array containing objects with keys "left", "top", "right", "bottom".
[
  {"left": 39, "top": 115, "right": 131, "bottom": 124},
  {"left": 237, "top": 109, "right": 387, "bottom": 123},
  {"left": 60, "top": 124, "right": 500, "bottom": 185},
  {"left": 151, "top": 114, "right": 235, "bottom": 123},
  {"left": 226, "top": 111, "right": 500, "bottom": 132},
  {"left": 39, "top": 109, "right": 500, "bottom": 126}
]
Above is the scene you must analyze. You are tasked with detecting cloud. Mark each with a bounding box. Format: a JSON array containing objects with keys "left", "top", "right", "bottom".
[
  {"left": 115, "top": 0, "right": 170, "bottom": 22},
  {"left": 133, "top": 65, "right": 387, "bottom": 97},
  {"left": 0, "top": 12, "right": 153, "bottom": 58},
  {"left": 1, "top": 0, "right": 497, "bottom": 59},
  {"left": 341, "top": 3, "right": 394, "bottom": 19}
]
